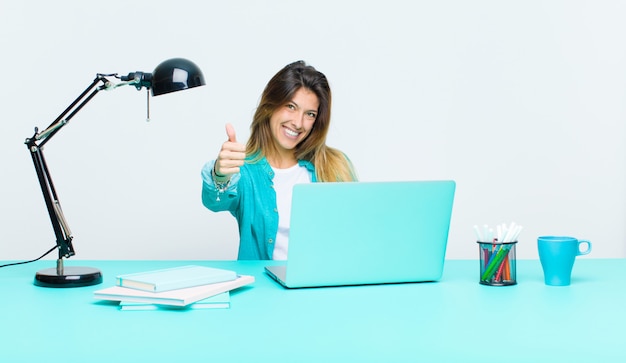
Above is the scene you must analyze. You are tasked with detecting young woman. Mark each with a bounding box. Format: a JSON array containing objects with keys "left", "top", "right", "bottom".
[{"left": 201, "top": 61, "right": 357, "bottom": 260}]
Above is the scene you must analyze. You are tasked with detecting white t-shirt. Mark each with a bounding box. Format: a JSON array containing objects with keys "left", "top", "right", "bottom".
[{"left": 271, "top": 164, "right": 312, "bottom": 260}]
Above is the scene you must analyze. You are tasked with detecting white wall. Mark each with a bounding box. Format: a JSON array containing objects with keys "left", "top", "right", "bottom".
[{"left": 1, "top": 0, "right": 624, "bottom": 262}]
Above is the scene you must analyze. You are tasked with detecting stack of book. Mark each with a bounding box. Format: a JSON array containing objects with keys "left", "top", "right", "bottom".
[{"left": 93, "top": 265, "right": 254, "bottom": 311}]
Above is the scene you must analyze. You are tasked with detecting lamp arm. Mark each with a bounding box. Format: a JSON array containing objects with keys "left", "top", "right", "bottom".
[
  {"left": 36, "top": 75, "right": 110, "bottom": 146},
  {"left": 25, "top": 143, "right": 74, "bottom": 258},
  {"left": 24, "top": 74, "right": 115, "bottom": 259}
]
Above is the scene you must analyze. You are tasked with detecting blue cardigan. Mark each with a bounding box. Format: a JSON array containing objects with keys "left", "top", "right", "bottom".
[{"left": 201, "top": 157, "right": 316, "bottom": 260}]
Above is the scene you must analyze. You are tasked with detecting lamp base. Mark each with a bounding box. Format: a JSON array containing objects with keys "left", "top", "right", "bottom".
[{"left": 34, "top": 266, "right": 103, "bottom": 288}]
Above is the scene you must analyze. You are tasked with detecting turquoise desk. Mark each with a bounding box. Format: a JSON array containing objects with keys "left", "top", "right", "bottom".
[{"left": 1, "top": 259, "right": 624, "bottom": 362}]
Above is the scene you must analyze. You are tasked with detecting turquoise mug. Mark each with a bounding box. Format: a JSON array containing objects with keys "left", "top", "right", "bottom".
[{"left": 537, "top": 236, "right": 591, "bottom": 286}]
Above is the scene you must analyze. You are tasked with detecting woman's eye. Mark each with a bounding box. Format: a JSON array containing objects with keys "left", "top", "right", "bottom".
[
  {"left": 307, "top": 112, "right": 317, "bottom": 119},
  {"left": 287, "top": 104, "right": 296, "bottom": 110}
]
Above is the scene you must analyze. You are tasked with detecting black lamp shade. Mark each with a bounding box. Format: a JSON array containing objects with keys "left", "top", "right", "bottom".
[{"left": 151, "top": 58, "right": 205, "bottom": 96}]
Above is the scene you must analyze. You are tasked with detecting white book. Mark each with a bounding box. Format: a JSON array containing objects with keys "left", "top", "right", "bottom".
[
  {"left": 94, "top": 275, "right": 254, "bottom": 307},
  {"left": 119, "top": 292, "right": 231, "bottom": 311}
]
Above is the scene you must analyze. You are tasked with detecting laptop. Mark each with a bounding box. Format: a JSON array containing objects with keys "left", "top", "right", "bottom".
[{"left": 265, "top": 180, "right": 456, "bottom": 288}]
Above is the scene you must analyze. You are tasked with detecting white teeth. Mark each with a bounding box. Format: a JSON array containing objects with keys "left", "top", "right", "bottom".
[{"left": 285, "top": 128, "right": 299, "bottom": 137}]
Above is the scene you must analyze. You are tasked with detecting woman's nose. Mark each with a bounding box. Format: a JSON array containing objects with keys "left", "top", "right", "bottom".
[{"left": 291, "top": 113, "right": 304, "bottom": 129}]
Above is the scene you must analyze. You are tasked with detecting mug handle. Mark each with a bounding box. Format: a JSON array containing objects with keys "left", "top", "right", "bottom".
[{"left": 578, "top": 240, "right": 592, "bottom": 255}]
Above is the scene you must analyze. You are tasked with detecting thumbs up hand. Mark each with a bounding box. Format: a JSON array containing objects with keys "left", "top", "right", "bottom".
[{"left": 214, "top": 123, "right": 246, "bottom": 178}]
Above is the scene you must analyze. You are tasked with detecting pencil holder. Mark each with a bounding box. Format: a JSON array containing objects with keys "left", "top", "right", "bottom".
[{"left": 477, "top": 241, "right": 517, "bottom": 286}]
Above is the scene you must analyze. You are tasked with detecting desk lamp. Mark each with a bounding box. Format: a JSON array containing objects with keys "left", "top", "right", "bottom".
[{"left": 24, "top": 58, "right": 205, "bottom": 288}]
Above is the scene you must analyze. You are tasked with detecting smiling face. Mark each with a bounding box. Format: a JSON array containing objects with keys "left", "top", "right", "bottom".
[{"left": 268, "top": 87, "right": 319, "bottom": 167}]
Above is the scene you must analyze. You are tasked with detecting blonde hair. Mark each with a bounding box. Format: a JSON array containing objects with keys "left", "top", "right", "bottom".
[{"left": 246, "top": 61, "right": 356, "bottom": 182}]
